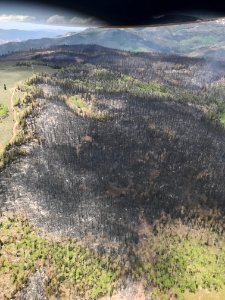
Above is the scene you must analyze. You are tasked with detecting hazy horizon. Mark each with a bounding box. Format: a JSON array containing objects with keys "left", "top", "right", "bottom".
[{"left": 0, "top": 20, "right": 87, "bottom": 33}]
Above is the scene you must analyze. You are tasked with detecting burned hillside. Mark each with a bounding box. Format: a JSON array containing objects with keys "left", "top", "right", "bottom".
[{"left": 1, "top": 45, "right": 225, "bottom": 253}]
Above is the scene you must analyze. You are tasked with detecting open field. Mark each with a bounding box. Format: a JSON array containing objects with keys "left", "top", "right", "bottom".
[{"left": 0, "top": 61, "right": 55, "bottom": 155}]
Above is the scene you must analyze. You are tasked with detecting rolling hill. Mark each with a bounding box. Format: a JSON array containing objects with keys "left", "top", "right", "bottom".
[{"left": 1, "top": 20, "right": 225, "bottom": 59}]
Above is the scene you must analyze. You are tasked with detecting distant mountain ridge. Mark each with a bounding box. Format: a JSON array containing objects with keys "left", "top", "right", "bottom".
[
  {"left": 0, "top": 29, "right": 78, "bottom": 45},
  {"left": 1, "top": 21, "right": 225, "bottom": 60}
]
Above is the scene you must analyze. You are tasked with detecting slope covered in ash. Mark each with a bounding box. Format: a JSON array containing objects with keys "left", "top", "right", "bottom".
[{"left": 0, "top": 45, "right": 225, "bottom": 253}]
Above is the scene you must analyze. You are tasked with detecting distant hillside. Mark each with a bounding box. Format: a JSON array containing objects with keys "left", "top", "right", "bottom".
[
  {"left": 1, "top": 21, "right": 225, "bottom": 59},
  {"left": 0, "top": 29, "right": 75, "bottom": 45}
]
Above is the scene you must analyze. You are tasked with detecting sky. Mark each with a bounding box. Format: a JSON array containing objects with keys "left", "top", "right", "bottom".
[
  {"left": 0, "top": 2, "right": 106, "bottom": 32},
  {"left": 0, "top": 2, "right": 223, "bottom": 32}
]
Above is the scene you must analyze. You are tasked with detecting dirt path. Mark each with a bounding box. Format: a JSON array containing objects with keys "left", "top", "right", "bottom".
[{"left": 9, "top": 87, "right": 17, "bottom": 145}]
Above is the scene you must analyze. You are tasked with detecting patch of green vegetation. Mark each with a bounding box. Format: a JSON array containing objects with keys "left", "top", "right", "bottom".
[
  {"left": 1, "top": 213, "right": 225, "bottom": 299},
  {"left": 121, "top": 74, "right": 133, "bottom": 82},
  {"left": 204, "top": 107, "right": 225, "bottom": 126},
  {"left": 69, "top": 72, "right": 171, "bottom": 100},
  {"left": 69, "top": 95, "right": 88, "bottom": 109},
  {"left": 92, "top": 67, "right": 113, "bottom": 77},
  {"left": 0, "top": 104, "right": 8, "bottom": 118},
  {"left": 0, "top": 214, "right": 120, "bottom": 299},
  {"left": 219, "top": 111, "right": 225, "bottom": 125},
  {"left": 143, "top": 235, "right": 225, "bottom": 300},
  {"left": 65, "top": 95, "right": 109, "bottom": 121},
  {"left": 129, "top": 80, "right": 171, "bottom": 99}
]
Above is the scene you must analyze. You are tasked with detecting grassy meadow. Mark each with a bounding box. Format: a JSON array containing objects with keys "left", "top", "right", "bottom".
[{"left": 0, "top": 61, "right": 54, "bottom": 156}]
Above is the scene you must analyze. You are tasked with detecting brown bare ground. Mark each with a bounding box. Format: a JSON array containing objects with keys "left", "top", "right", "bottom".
[{"left": 100, "top": 282, "right": 145, "bottom": 300}]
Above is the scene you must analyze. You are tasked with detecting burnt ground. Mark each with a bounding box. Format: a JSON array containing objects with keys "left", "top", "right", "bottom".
[{"left": 1, "top": 91, "right": 225, "bottom": 253}]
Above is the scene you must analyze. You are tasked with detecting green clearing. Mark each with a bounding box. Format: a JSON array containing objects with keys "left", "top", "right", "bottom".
[
  {"left": 66, "top": 95, "right": 109, "bottom": 120},
  {"left": 0, "top": 61, "right": 54, "bottom": 156}
]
